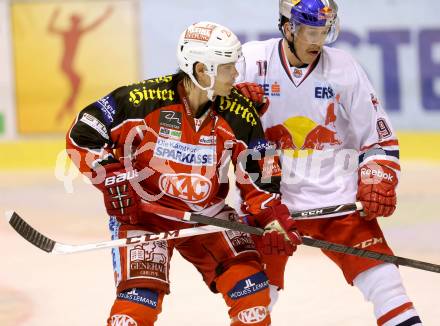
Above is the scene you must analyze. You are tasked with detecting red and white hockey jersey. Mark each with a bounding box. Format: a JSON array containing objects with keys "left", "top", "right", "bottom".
[{"left": 236, "top": 38, "right": 400, "bottom": 216}]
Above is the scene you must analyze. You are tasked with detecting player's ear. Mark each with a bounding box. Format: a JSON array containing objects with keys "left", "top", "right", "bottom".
[
  {"left": 284, "top": 21, "right": 293, "bottom": 38},
  {"left": 194, "top": 62, "right": 206, "bottom": 78},
  {"left": 194, "top": 62, "right": 210, "bottom": 86}
]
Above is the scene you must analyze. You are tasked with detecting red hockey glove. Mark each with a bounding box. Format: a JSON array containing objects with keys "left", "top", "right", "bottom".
[
  {"left": 94, "top": 161, "right": 140, "bottom": 224},
  {"left": 247, "top": 204, "right": 302, "bottom": 256},
  {"left": 357, "top": 162, "right": 398, "bottom": 220},
  {"left": 235, "top": 82, "right": 270, "bottom": 116}
]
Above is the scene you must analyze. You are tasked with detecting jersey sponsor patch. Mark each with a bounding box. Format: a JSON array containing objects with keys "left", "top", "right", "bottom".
[
  {"left": 218, "top": 96, "right": 258, "bottom": 126},
  {"left": 184, "top": 23, "right": 216, "bottom": 42},
  {"left": 154, "top": 137, "right": 216, "bottom": 166},
  {"left": 315, "top": 86, "right": 335, "bottom": 99},
  {"left": 199, "top": 135, "right": 216, "bottom": 145},
  {"left": 249, "top": 139, "right": 275, "bottom": 155},
  {"left": 159, "top": 127, "right": 182, "bottom": 140},
  {"left": 227, "top": 272, "right": 269, "bottom": 300},
  {"left": 261, "top": 82, "right": 281, "bottom": 97},
  {"left": 110, "top": 314, "right": 138, "bottom": 326},
  {"left": 96, "top": 95, "right": 116, "bottom": 125},
  {"left": 127, "top": 232, "right": 169, "bottom": 282},
  {"left": 159, "top": 110, "right": 182, "bottom": 130},
  {"left": 128, "top": 86, "right": 175, "bottom": 107},
  {"left": 117, "top": 288, "right": 159, "bottom": 309},
  {"left": 224, "top": 230, "right": 256, "bottom": 253},
  {"left": 238, "top": 306, "right": 267, "bottom": 324},
  {"left": 80, "top": 113, "right": 109, "bottom": 140},
  {"left": 159, "top": 173, "right": 212, "bottom": 203}
]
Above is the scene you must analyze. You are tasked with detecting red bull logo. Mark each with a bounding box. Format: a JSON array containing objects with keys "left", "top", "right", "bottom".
[{"left": 265, "top": 102, "right": 341, "bottom": 156}]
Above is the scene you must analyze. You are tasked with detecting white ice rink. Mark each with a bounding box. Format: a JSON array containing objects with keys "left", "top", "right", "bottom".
[{"left": 1, "top": 161, "right": 439, "bottom": 325}]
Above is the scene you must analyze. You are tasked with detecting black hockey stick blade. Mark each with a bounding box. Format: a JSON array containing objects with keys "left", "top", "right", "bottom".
[
  {"left": 6, "top": 211, "right": 56, "bottom": 253},
  {"left": 291, "top": 202, "right": 362, "bottom": 219},
  {"left": 189, "top": 213, "right": 440, "bottom": 274}
]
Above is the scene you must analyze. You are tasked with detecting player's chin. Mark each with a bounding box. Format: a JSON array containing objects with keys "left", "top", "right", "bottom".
[
  {"left": 303, "top": 51, "right": 320, "bottom": 64},
  {"left": 218, "top": 85, "right": 233, "bottom": 97}
]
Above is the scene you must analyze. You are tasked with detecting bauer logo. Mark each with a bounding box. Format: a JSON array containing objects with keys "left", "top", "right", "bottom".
[
  {"left": 110, "top": 314, "right": 137, "bottom": 326},
  {"left": 159, "top": 173, "right": 212, "bottom": 203},
  {"left": 117, "top": 288, "right": 159, "bottom": 309},
  {"left": 228, "top": 272, "right": 269, "bottom": 300},
  {"left": 154, "top": 137, "right": 216, "bottom": 166},
  {"left": 238, "top": 306, "right": 267, "bottom": 324},
  {"left": 104, "top": 170, "right": 138, "bottom": 186}
]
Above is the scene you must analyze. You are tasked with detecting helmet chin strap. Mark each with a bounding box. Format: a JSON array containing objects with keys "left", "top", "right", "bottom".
[{"left": 188, "top": 72, "right": 216, "bottom": 101}]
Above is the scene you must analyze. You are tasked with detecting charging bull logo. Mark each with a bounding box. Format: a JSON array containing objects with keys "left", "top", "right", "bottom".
[
  {"left": 159, "top": 173, "right": 212, "bottom": 203},
  {"left": 265, "top": 102, "right": 341, "bottom": 155}
]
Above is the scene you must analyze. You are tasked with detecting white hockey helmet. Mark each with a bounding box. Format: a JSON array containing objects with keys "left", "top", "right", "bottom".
[{"left": 177, "top": 21, "right": 242, "bottom": 99}]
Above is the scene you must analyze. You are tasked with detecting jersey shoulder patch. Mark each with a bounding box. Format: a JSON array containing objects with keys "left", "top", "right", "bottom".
[
  {"left": 215, "top": 88, "right": 262, "bottom": 142},
  {"left": 124, "top": 74, "right": 179, "bottom": 109}
]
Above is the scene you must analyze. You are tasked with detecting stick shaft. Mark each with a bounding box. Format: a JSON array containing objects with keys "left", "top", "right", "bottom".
[
  {"left": 185, "top": 212, "right": 440, "bottom": 274},
  {"left": 6, "top": 211, "right": 226, "bottom": 254}
]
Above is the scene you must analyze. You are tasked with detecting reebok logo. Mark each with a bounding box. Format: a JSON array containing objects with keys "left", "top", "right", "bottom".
[{"left": 360, "top": 168, "right": 393, "bottom": 182}]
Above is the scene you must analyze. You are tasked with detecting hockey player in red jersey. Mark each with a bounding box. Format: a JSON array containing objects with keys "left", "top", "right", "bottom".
[
  {"left": 235, "top": 0, "right": 422, "bottom": 325},
  {"left": 66, "top": 21, "right": 301, "bottom": 326}
]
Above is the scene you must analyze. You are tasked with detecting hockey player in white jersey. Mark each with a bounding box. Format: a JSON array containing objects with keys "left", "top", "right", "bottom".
[{"left": 235, "top": 0, "right": 423, "bottom": 325}]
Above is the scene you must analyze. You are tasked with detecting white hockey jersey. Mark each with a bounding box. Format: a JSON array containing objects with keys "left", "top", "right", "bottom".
[{"left": 235, "top": 38, "right": 400, "bottom": 217}]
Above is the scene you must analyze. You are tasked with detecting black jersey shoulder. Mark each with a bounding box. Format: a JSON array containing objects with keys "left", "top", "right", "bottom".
[
  {"left": 115, "top": 74, "right": 180, "bottom": 118},
  {"left": 214, "top": 88, "right": 263, "bottom": 143}
]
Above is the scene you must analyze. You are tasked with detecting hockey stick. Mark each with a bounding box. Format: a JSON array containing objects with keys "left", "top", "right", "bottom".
[
  {"left": 5, "top": 201, "right": 360, "bottom": 255},
  {"left": 140, "top": 201, "right": 440, "bottom": 274},
  {"left": 5, "top": 211, "right": 226, "bottom": 254}
]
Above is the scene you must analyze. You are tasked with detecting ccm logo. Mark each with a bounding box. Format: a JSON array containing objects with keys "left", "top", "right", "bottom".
[
  {"left": 301, "top": 209, "right": 324, "bottom": 217},
  {"left": 354, "top": 237, "right": 384, "bottom": 249},
  {"left": 360, "top": 168, "right": 394, "bottom": 181},
  {"left": 238, "top": 306, "right": 267, "bottom": 324},
  {"left": 105, "top": 170, "right": 138, "bottom": 186}
]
